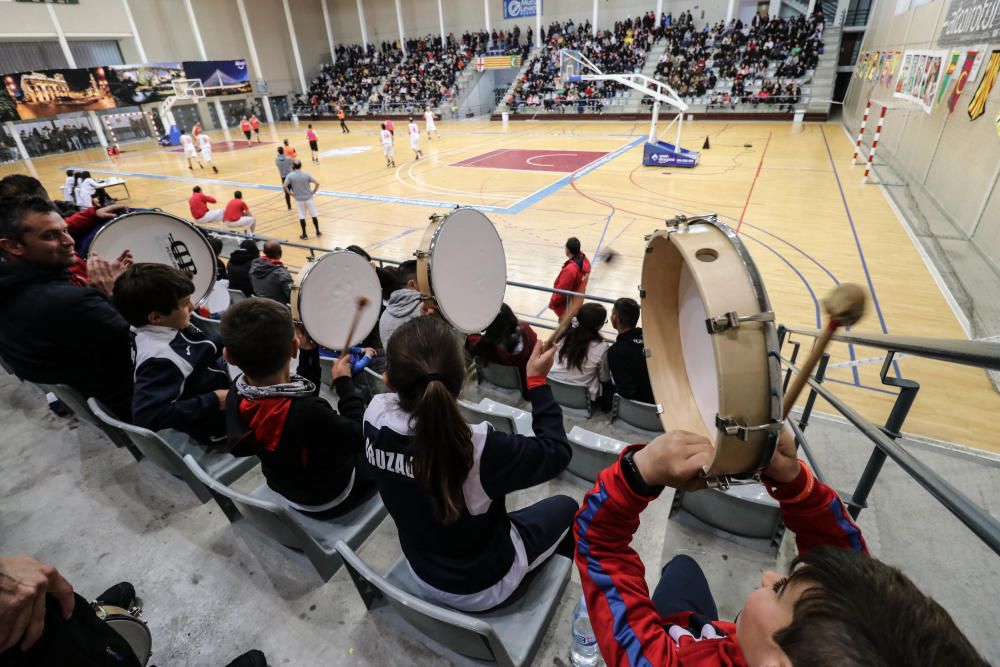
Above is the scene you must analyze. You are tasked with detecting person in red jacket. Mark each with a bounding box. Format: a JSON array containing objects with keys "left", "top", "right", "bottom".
[
  {"left": 549, "top": 236, "right": 590, "bottom": 320},
  {"left": 575, "top": 427, "right": 987, "bottom": 667},
  {"left": 189, "top": 186, "right": 223, "bottom": 224}
]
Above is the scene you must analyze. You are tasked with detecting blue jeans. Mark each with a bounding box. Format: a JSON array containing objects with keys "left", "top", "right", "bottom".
[{"left": 651, "top": 555, "right": 719, "bottom": 620}]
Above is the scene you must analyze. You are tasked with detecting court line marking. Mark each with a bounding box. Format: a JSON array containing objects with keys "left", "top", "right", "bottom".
[
  {"left": 836, "top": 124, "right": 972, "bottom": 338},
  {"left": 64, "top": 135, "right": 646, "bottom": 216},
  {"left": 735, "top": 131, "right": 772, "bottom": 234},
  {"left": 819, "top": 126, "right": 900, "bottom": 379}
]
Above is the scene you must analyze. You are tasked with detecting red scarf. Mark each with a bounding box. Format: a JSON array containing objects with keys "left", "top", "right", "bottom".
[{"left": 238, "top": 397, "right": 291, "bottom": 452}]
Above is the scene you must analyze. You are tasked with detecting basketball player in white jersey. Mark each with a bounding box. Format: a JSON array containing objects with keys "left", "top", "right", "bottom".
[
  {"left": 197, "top": 133, "right": 219, "bottom": 173},
  {"left": 423, "top": 107, "right": 439, "bottom": 140},
  {"left": 407, "top": 117, "right": 424, "bottom": 160},
  {"left": 180, "top": 130, "right": 203, "bottom": 171},
  {"left": 380, "top": 122, "right": 395, "bottom": 168}
]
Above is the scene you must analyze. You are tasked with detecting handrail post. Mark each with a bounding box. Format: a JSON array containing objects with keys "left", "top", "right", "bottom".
[
  {"left": 783, "top": 340, "right": 801, "bottom": 394},
  {"left": 797, "top": 352, "right": 829, "bottom": 433},
  {"left": 847, "top": 352, "right": 920, "bottom": 519}
]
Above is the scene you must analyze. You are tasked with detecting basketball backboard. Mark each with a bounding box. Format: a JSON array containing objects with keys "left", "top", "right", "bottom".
[
  {"left": 170, "top": 78, "right": 206, "bottom": 101},
  {"left": 558, "top": 49, "right": 584, "bottom": 83}
]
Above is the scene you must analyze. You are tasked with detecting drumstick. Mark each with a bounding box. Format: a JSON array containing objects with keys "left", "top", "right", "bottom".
[
  {"left": 341, "top": 296, "right": 371, "bottom": 356},
  {"left": 782, "top": 283, "right": 866, "bottom": 418}
]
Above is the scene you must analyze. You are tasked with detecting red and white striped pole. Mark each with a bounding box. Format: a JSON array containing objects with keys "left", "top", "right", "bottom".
[
  {"left": 852, "top": 99, "right": 871, "bottom": 163},
  {"left": 862, "top": 105, "right": 887, "bottom": 182}
]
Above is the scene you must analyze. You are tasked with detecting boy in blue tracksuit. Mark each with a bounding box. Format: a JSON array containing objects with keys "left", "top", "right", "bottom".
[{"left": 112, "top": 264, "right": 229, "bottom": 443}]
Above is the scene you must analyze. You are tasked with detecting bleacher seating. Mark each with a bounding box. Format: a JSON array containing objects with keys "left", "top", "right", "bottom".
[
  {"left": 191, "top": 312, "right": 221, "bottom": 339},
  {"left": 186, "top": 455, "right": 387, "bottom": 582},
  {"left": 299, "top": 42, "right": 404, "bottom": 116},
  {"left": 371, "top": 35, "right": 468, "bottom": 114},
  {"left": 474, "top": 357, "right": 523, "bottom": 394},
  {"left": 565, "top": 425, "right": 628, "bottom": 483},
  {"left": 547, "top": 376, "right": 592, "bottom": 418},
  {"left": 88, "top": 398, "right": 257, "bottom": 504},
  {"left": 611, "top": 393, "right": 664, "bottom": 433},
  {"left": 38, "top": 382, "right": 138, "bottom": 455},
  {"left": 506, "top": 17, "right": 652, "bottom": 114},
  {"left": 339, "top": 540, "right": 572, "bottom": 667},
  {"left": 646, "top": 12, "right": 821, "bottom": 111}
]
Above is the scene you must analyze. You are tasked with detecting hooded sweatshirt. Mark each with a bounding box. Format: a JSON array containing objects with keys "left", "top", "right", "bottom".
[
  {"left": 378, "top": 288, "right": 423, "bottom": 346},
  {"left": 0, "top": 261, "right": 132, "bottom": 419},
  {"left": 225, "top": 348, "right": 371, "bottom": 509},
  {"left": 249, "top": 257, "right": 293, "bottom": 305},
  {"left": 227, "top": 242, "right": 260, "bottom": 296}
]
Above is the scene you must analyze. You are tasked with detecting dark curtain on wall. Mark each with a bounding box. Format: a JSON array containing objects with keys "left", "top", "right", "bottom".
[{"left": 0, "top": 40, "right": 123, "bottom": 73}]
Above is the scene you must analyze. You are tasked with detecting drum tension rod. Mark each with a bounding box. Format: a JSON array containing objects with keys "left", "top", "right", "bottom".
[
  {"left": 705, "top": 310, "right": 775, "bottom": 334},
  {"left": 715, "top": 415, "right": 783, "bottom": 441}
]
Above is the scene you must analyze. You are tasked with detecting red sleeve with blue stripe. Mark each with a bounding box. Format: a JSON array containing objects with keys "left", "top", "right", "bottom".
[{"left": 575, "top": 451, "right": 869, "bottom": 667}]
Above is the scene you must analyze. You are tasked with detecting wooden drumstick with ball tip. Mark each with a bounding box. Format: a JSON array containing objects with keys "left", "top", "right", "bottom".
[
  {"left": 341, "top": 296, "right": 371, "bottom": 356},
  {"left": 782, "top": 283, "right": 867, "bottom": 418}
]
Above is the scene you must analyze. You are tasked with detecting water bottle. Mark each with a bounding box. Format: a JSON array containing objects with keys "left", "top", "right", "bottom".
[{"left": 570, "top": 594, "right": 602, "bottom": 666}]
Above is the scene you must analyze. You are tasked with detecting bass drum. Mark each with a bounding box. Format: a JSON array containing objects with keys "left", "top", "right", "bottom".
[
  {"left": 414, "top": 208, "right": 507, "bottom": 334},
  {"left": 292, "top": 250, "right": 382, "bottom": 350},
  {"left": 88, "top": 211, "right": 217, "bottom": 305},
  {"left": 94, "top": 604, "right": 152, "bottom": 666}
]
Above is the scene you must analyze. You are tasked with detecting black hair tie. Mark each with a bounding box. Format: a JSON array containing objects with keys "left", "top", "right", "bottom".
[{"left": 423, "top": 373, "right": 445, "bottom": 384}]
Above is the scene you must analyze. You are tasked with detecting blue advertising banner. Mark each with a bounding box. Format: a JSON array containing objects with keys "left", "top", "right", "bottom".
[
  {"left": 503, "top": 0, "right": 541, "bottom": 19},
  {"left": 182, "top": 60, "right": 252, "bottom": 96}
]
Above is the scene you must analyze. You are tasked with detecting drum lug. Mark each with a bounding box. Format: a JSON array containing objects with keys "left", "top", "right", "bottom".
[
  {"left": 413, "top": 250, "right": 430, "bottom": 258},
  {"left": 642, "top": 347, "right": 652, "bottom": 358},
  {"left": 705, "top": 310, "right": 775, "bottom": 334},
  {"left": 638, "top": 288, "right": 646, "bottom": 298},
  {"left": 715, "top": 415, "right": 782, "bottom": 441}
]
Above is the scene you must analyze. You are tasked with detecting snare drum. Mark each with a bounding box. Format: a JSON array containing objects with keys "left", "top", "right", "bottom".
[
  {"left": 415, "top": 208, "right": 507, "bottom": 334},
  {"left": 640, "top": 215, "right": 782, "bottom": 479},
  {"left": 88, "top": 211, "right": 216, "bottom": 305},
  {"left": 93, "top": 604, "right": 152, "bottom": 666},
  {"left": 292, "top": 250, "right": 382, "bottom": 350}
]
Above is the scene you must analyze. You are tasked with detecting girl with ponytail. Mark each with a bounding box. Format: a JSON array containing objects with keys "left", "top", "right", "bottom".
[
  {"left": 363, "top": 315, "right": 577, "bottom": 612},
  {"left": 548, "top": 302, "right": 612, "bottom": 407}
]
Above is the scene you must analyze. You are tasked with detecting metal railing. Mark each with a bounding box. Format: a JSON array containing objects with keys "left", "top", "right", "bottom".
[{"left": 778, "top": 325, "right": 1000, "bottom": 556}]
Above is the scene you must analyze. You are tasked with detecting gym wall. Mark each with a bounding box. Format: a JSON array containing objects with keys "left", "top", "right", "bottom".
[{"left": 843, "top": 0, "right": 1000, "bottom": 273}]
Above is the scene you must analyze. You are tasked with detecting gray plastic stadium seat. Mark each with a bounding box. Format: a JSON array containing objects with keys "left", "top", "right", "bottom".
[
  {"left": 474, "top": 398, "right": 533, "bottom": 436},
  {"left": 671, "top": 484, "right": 784, "bottom": 555},
  {"left": 227, "top": 288, "right": 248, "bottom": 305},
  {"left": 458, "top": 399, "right": 517, "bottom": 434},
  {"left": 566, "top": 426, "right": 628, "bottom": 483},
  {"left": 474, "top": 358, "right": 523, "bottom": 393},
  {"left": 38, "top": 383, "right": 138, "bottom": 456},
  {"left": 184, "top": 455, "right": 387, "bottom": 582},
  {"left": 546, "top": 377, "right": 592, "bottom": 418},
  {"left": 338, "top": 540, "right": 571, "bottom": 667},
  {"left": 611, "top": 394, "right": 664, "bottom": 433},
  {"left": 88, "top": 398, "right": 257, "bottom": 503},
  {"left": 191, "top": 312, "right": 222, "bottom": 339}
]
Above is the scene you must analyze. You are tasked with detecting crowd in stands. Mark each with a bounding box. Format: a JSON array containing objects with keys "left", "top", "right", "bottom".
[
  {"left": 650, "top": 11, "right": 822, "bottom": 110},
  {"left": 370, "top": 35, "right": 467, "bottom": 113},
  {"left": 507, "top": 16, "right": 652, "bottom": 112},
  {"left": 302, "top": 42, "right": 403, "bottom": 115}
]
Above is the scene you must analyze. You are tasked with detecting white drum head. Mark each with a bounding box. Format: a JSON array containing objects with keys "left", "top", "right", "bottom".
[
  {"left": 679, "top": 263, "right": 719, "bottom": 440},
  {"left": 298, "top": 251, "right": 382, "bottom": 350},
  {"left": 89, "top": 212, "right": 216, "bottom": 305},
  {"left": 105, "top": 615, "right": 152, "bottom": 665},
  {"left": 429, "top": 209, "right": 506, "bottom": 334}
]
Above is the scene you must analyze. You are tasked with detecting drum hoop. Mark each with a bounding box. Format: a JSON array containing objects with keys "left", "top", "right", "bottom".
[
  {"left": 89, "top": 210, "right": 217, "bottom": 307},
  {"left": 673, "top": 215, "right": 782, "bottom": 469},
  {"left": 424, "top": 208, "right": 504, "bottom": 331}
]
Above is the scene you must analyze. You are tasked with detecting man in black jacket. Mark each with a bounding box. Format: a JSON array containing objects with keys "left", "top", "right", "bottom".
[
  {"left": 249, "top": 241, "right": 293, "bottom": 305},
  {"left": 607, "top": 297, "right": 655, "bottom": 404},
  {"left": 227, "top": 239, "right": 259, "bottom": 297},
  {"left": 0, "top": 196, "right": 133, "bottom": 419}
]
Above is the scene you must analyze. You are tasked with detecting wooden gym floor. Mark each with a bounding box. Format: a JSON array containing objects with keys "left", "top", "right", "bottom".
[{"left": 6, "top": 118, "right": 998, "bottom": 454}]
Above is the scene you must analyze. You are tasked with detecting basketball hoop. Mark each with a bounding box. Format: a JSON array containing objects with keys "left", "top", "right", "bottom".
[
  {"left": 170, "top": 78, "right": 206, "bottom": 101},
  {"left": 558, "top": 49, "right": 583, "bottom": 83}
]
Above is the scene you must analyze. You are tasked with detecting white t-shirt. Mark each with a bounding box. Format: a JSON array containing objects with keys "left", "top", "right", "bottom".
[
  {"left": 380, "top": 129, "right": 393, "bottom": 145},
  {"left": 424, "top": 111, "right": 436, "bottom": 128},
  {"left": 408, "top": 122, "right": 419, "bottom": 138},
  {"left": 198, "top": 135, "right": 212, "bottom": 154},
  {"left": 63, "top": 176, "right": 75, "bottom": 201},
  {"left": 181, "top": 134, "right": 197, "bottom": 156},
  {"left": 548, "top": 339, "right": 611, "bottom": 401},
  {"left": 75, "top": 178, "right": 98, "bottom": 208},
  {"left": 408, "top": 123, "right": 420, "bottom": 148}
]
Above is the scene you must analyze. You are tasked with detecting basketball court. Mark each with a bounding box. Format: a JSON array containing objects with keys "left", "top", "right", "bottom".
[{"left": 7, "top": 117, "right": 996, "bottom": 453}]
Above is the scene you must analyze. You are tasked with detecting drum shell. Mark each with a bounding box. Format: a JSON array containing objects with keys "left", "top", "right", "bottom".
[{"left": 641, "top": 220, "right": 781, "bottom": 476}]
